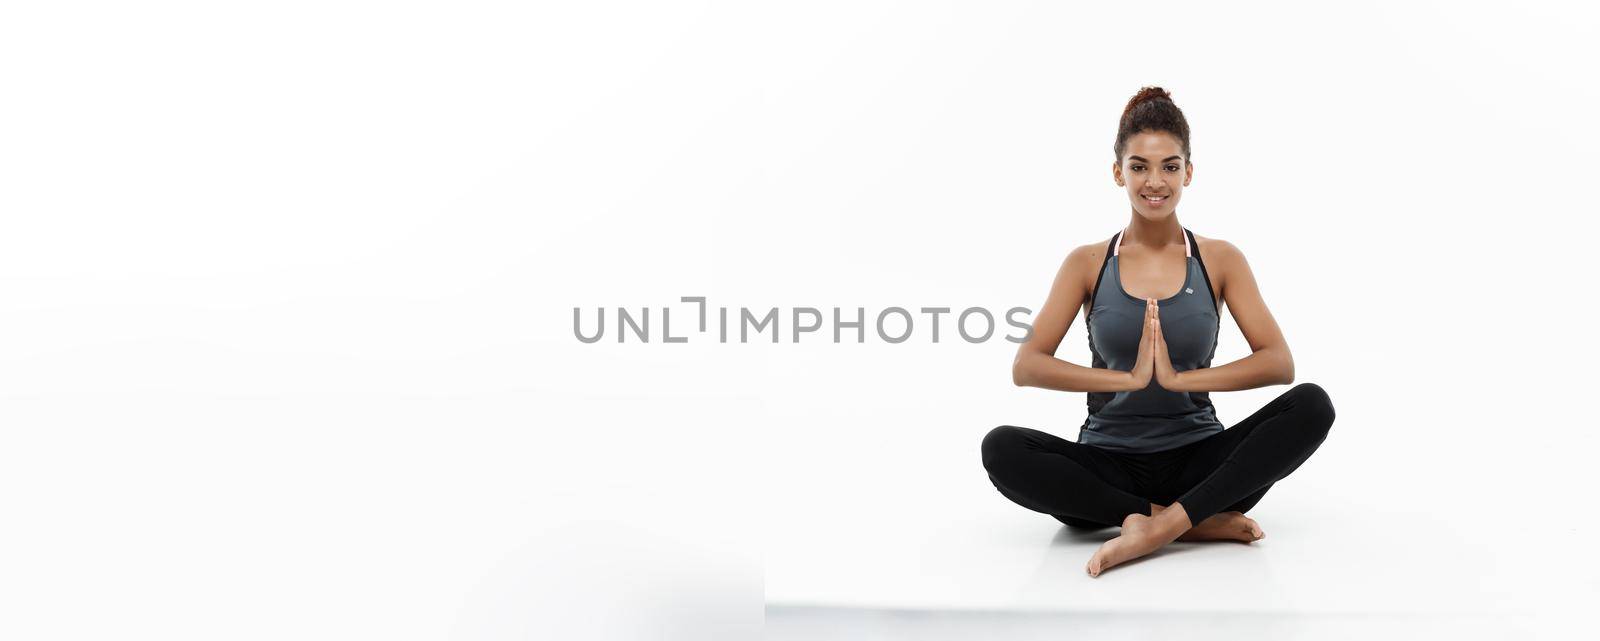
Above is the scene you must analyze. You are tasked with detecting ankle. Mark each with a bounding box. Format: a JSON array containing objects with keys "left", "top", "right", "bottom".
[
  {"left": 1164, "top": 501, "right": 1190, "bottom": 527},
  {"left": 1155, "top": 503, "right": 1194, "bottom": 531}
]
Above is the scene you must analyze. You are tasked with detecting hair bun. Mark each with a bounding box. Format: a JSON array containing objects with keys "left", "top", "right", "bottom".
[
  {"left": 1122, "top": 86, "right": 1173, "bottom": 121},
  {"left": 1113, "top": 85, "right": 1191, "bottom": 162}
]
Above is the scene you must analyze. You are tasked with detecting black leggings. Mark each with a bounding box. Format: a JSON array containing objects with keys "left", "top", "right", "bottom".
[{"left": 981, "top": 383, "right": 1335, "bottom": 528}]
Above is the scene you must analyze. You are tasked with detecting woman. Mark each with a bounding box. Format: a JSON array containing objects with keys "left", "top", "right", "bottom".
[{"left": 980, "top": 87, "right": 1336, "bottom": 578}]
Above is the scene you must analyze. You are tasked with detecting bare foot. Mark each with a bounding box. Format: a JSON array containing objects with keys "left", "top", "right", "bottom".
[
  {"left": 1147, "top": 504, "right": 1265, "bottom": 543},
  {"left": 1176, "top": 511, "right": 1264, "bottom": 543},
  {"left": 1084, "top": 508, "right": 1187, "bottom": 577},
  {"left": 1177, "top": 508, "right": 1260, "bottom": 540}
]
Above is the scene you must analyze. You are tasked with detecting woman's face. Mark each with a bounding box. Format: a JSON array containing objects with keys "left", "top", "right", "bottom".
[{"left": 1113, "top": 130, "right": 1193, "bottom": 221}]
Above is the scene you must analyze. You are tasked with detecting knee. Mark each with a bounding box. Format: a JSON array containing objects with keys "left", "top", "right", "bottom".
[
  {"left": 1290, "top": 382, "right": 1336, "bottom": 431},
  {"left": 981, "top": 425, "right": 1026, "bottom": 472}
]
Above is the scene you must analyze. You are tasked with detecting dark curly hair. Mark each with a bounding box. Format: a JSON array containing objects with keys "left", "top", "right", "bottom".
[{"left": 1114, "top": 86, "right": 1191, "bottom": 163}]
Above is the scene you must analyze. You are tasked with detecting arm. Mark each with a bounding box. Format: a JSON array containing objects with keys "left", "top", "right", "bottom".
[
  {"left": 1163, "top": 240, "right": 1294, "bottom": 393},
  {"left": 1012, "top": 244, "right": 1148, "bottom": 393}
]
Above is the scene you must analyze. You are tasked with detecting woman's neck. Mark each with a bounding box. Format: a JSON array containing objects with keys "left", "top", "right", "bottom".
[{"left": 1123, "top": 215, "right": 1184, "bottom": 250}]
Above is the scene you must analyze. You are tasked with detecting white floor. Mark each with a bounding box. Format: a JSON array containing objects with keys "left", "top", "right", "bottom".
[
  {"left": 766, "top": 495, "right": 1586, "bottom": 639},
  {"left": 762, "top": 399, "right": 1600, "bottom": 640},
  {"left": 765, "top": 608, "right": 1548, "bottom": 640}
]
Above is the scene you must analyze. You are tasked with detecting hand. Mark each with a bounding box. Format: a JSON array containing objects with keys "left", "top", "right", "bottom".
[
  {"left": 1152, "top": 306, "right": 1184, "bottom": 391},
  {"left": 1126, "top": 298, "right": 1157, "bottom": 391}
]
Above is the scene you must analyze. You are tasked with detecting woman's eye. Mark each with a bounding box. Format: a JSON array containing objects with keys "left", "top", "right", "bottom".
[
  {"left": 1165, "top": 165, "right": 1179, "bottom": 172},
  {"left": 1132, "top": 165, "right": 1145, "bottom": 171}
]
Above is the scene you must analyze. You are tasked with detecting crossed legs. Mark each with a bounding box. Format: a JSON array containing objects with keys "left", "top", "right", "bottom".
[{"left": 981, "top": 382, "right": 1336, "bottom": 576}]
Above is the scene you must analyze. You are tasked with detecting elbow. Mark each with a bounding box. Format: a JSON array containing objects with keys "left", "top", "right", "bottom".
[
  {"left": 1011, "top": 353, "right": 1031, "bottom": 387},
  {"left": 1278, "top": 351, "right": 1296, "bottom": 386}
]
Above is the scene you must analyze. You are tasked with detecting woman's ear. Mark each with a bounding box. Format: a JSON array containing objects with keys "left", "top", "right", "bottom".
[
  {"left": 1183, "top": 161, "right": 1194, "bottom": 186},
  {"left": 1112, "top": 161, "right": 1124, "bottom": 186}
]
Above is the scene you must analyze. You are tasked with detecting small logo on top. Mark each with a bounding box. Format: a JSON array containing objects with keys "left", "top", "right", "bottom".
[{"left": 1185, "top": 288, "right": 1194, "bottom": 294}]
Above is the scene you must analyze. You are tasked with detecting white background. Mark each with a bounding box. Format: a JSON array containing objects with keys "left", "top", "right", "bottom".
[{"left": 2, "top": 1, "right": 1597, "bottom": 639}]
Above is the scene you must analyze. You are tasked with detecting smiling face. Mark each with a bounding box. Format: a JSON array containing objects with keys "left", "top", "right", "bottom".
[{"left": 1113, "top": 130, "right": 1193, "bottom": 221}]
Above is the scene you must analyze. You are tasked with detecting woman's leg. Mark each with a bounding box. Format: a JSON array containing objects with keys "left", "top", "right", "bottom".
[
  {"left": 1053, "top": 513, "right": 1114, "bottom": 529},
  {"left": 1166, "top": 382, "right": 1337, "bottom": 527},
  {"left": 981, "top": 425, "right": 1152, "bottom": 527}
]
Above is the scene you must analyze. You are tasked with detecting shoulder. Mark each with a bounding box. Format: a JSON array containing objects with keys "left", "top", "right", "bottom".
[
  {"left": 1058, "top": 236, "right": 1118, "bottom": 297},
  {"left": 1192, "top": 232, "right": 1246, "bottom": 267},
  {"left": 1067, "top": 237, "right": 1112, "bottom": 268},
  {"left": 1191, "top": 233, "right": 1256, "bottom": 292},
  {"left": 1066, "top": 235, "right": 1118, "bottom": 276}
]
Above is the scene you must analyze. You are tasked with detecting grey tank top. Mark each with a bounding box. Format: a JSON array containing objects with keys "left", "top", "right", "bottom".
[{"left": 1077, "top": 226, "right": 1224, "bottom": 453}]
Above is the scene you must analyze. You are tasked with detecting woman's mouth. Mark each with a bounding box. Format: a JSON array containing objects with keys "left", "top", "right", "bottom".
[{"left": 1143, "top": 195, "right": 1168, "bottom": 206}]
